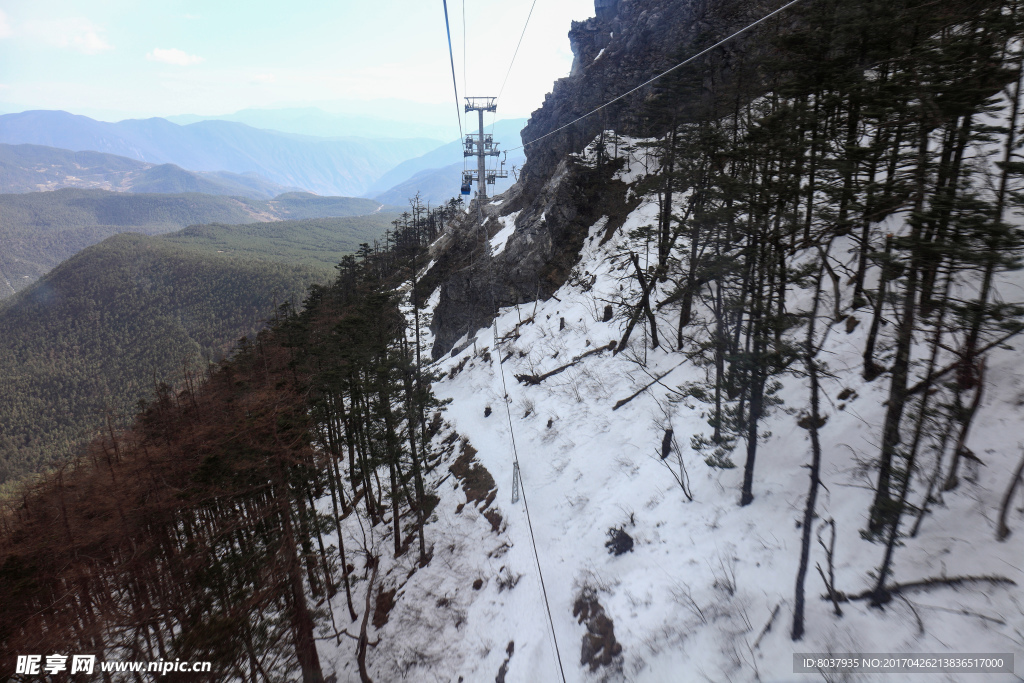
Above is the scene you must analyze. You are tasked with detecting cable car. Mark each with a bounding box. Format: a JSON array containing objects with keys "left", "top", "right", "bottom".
[{"left": 461, "top": 173, "right": 472, "bottom": 196}]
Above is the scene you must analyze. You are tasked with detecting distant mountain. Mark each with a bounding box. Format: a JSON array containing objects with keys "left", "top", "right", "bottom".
[
  {"left": 0, "top": 111, "right": 445, "bottom": 196},
  {"left": 263, "top": 192, "right": 400, "bottom": 220},
  {"left": 366, "top": 118, "right": 527, "bottom": 204},
  {"left": 0, "top": 212, "right": 395, "bottom": 489},
  {"left": 0, "top": 188, "right": 386, "bottom": 298},
  {"left": 371, "top": 162, "right": 460, "bottom": 207},
  {"left": 167, "top": 106, "right": 455, "bottom": 141},
  {"left": 0, "top": 143, "right": 302, "bottom": 198}
]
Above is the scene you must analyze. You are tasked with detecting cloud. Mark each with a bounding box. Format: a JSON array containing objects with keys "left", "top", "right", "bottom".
[
  {"left": 251, "top": 73, "right": 276, "bottom": 84},
  {"left": 146, "top": 48, "right": 204, "bottom": 66},
  {"left": 22, "top": 17, "right": 112, "bottom": 54},
  {"left": 70, "top": 28, "right": 112, "bottom": 54},
  {"left": 0, "top": 10, "right": 12, "bottom": 39}
]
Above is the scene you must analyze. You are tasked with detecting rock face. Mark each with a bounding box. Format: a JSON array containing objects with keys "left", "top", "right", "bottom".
[
  {"left": 427, "top": 159, "right": 634, "bottom": 359},
  {"left": 519, "top": 0, "right": 768, "bottom": 194},
  {"left": 426, "top": 0, "right": 764, "bottom": 358}
]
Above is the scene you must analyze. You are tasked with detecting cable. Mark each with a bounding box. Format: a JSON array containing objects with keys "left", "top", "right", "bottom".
[
  {"left": 462, "top": 0, "right": 469, "bottom": 179},
  {"left": 462, "top": 0, "right": 467, "bottom": 97},
  {"left": 493, "top": 320, "right": 568, "bottom": 683},
  {"left": 442, "top": 0, "right": 463, "bottom": 142},
  {"left": 497, "top": 0, "right": 539, "bottom": 101},
  {"left": 473, "top": 212, "right": 567, "bottom": 683},
  {"left": 508, "top": 0, "right": 806, "bottom": 153},
  {"left": 486, "top": 0, "right": 538, "bottom": 161}
]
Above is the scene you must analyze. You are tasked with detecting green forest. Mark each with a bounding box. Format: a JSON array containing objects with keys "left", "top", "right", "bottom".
[
  {"left": 0, "top": 188, "right": 389, "bottom": 297},
  {"left": 164, "top": 215, "right": 399, "bottom": 270},
  {"left": 0, "top": 212, "right": 397, "bottom": 492}
]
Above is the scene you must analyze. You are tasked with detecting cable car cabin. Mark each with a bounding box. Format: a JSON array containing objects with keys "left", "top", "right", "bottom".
[{"left": 461, "top": 180, "right": 472, "bottom": 196}]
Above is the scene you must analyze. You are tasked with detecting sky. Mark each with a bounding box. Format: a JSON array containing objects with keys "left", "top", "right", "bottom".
[{"left": 0, "top": 0, "right": 595, "bottom": 131}]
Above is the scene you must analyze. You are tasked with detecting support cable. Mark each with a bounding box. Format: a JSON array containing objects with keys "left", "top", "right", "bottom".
[
  {"left": 492, "top": 316, "right": 567, "bottom": 683},
  {"left": 462, "top": 0, "right": 467, "bottom": 97},
  {"left": 441, "top": 0, "right": 463, "bottom": 142},
  {"left": 473, "top": 208, "right": 567, "bottom": 683},
  {"left": 483, "top": 0, "right": 540, "bottom": 184},
  {"left": 462, "top": 0, "right": 469, "bottom": 178},
  {"left": 497, "top": 0, "right": 539, "bottom": 101},
  {"left": 506, "top": 0, "right": 805, "bottom": 153}
]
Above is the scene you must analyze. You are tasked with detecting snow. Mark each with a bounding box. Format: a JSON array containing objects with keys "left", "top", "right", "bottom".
[
  {"left": 313, "top": 138, "right": 1024, "bottom": 683},
  {"left": 491, "top": 211, "right": 521, "bottom": 257},
  {"left": 594, "top": 48, "right": 606, "bottom": 62}
]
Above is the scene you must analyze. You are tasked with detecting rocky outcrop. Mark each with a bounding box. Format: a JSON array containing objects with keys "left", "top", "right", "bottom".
[
  {"left": 426, "top": 0, "right": 765, "bottom": 358},
  {"left": 428, "top": 158, "right": 635, "bottom": 359},
  {"left": 518, "top": 0, "right": 767, "bottom": 195}
]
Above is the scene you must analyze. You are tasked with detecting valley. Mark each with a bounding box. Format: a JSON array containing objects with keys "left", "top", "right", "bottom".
[{"left": 0, "top": 212, "right": 397, "bottom": 493}]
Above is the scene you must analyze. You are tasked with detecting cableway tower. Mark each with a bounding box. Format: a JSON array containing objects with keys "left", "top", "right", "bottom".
[{"left": 462, "top": 97, "right": 508, "bottom": 200}]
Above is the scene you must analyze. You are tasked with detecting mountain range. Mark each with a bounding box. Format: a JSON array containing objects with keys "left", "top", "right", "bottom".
[
  {"left": 366, "top": 118, "right": 527, "bottom": 204},
  {"left": 0, "top": 110, "right": 527, "bottom": 208},
  {"left": 0, "top": 111, "right": 443, "bottom": 196},
  {"left": 0, "top": 143, "right": 302, "bottom": 198},
  {"left": 166, "top": 105, "right": 457, "bottom": 141}
]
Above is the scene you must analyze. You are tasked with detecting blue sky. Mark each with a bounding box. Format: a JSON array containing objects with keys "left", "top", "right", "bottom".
[{"left": 0, "top": 0, "right": 594, "bottom": 124}]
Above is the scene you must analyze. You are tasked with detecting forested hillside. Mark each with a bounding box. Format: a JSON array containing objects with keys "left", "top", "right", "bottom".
[
  {"left": 0, "top": 188, "right": 387, "bottom": 297},
  {"left": 416, "top": 0, "right": 1024, "bottom": 676},
  {"left": 0, "top": 201, "right": 462, "bottom": 682},
  {"left": 164, "top": 215, "right": 397, "bottom": 270},
  {"left": 0, "top": 212, "right": 397, "bottom": 491}
]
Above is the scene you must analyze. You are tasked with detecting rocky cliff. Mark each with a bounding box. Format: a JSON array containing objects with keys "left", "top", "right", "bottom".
[{"left": 427, "top": 0, "right": 763, "bottom": 358}]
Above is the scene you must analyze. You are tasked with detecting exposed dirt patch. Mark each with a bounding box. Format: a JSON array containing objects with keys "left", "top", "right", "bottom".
[
  {"left": 426, "top": 411, "right": 444, "bottom": 439},
  {"left": 573, "top": 587, "right": 623, "bottom": 672},
  {"left": 373, "top": 587, "right": 396, "bottom": 629},
  {"left": 484, "top": 508, "right": 503, "bottom": 534},
  {"left": 420, "top": 492, "right": 440, "bottom": 519},
  {"left": 448, "top": 356, "right": 470, "bottom": 379},
  {"left": 449, "top": 441, "right": 497, "bottom": 509},
  {"left": 496, "top": 567, "right": 522, "bottom": 592}
]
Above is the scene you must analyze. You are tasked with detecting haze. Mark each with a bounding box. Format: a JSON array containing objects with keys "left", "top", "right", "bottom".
[{"left": 0, "top": 0, "right": 595, "bottom": 136}]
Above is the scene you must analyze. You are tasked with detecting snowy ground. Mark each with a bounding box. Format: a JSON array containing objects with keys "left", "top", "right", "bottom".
[{"left": 313, "top": 142, "right": 1024, "bottom": 682}]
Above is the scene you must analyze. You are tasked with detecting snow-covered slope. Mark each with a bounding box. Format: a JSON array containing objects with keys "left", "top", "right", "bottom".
[{"left": 313, "top": 141, "right": 1024, "bottom": 683}]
